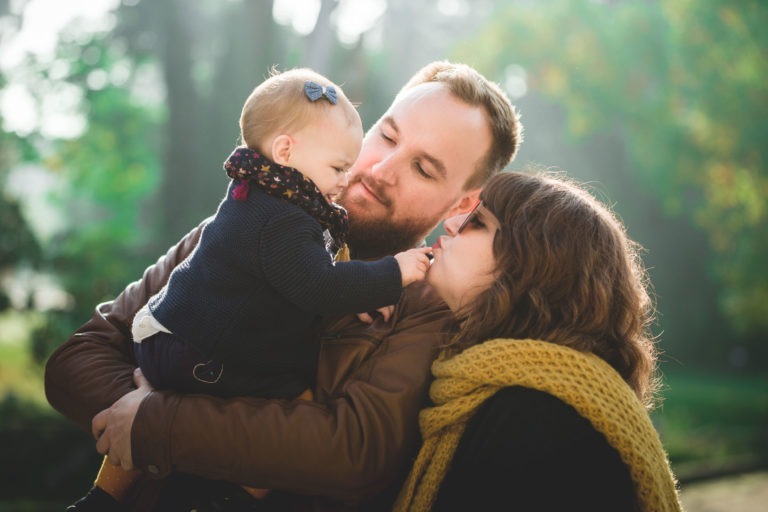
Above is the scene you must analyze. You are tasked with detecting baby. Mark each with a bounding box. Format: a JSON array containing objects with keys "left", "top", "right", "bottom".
[{"left": 69, "top": 68, "right": 431, "bottom": 511}]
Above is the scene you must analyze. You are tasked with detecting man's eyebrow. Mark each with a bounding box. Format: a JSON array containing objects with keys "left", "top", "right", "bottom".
[
  {"left": 382, "top": 115, "right": 398, "bottom": 133},
  {"left": 420, "top": 152, "right": 447, "bottom": 179},
  {"left": 383, "top": 116, "right": 447, "bottom": 179}
]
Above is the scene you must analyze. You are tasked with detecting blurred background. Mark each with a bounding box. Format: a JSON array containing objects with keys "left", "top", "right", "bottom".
[{"left": 0, "top": 0, "right": 766, "bottom": 509}]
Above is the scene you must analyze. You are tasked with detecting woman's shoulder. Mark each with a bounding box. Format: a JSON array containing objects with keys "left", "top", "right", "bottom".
[
  {"left": 434, "top": 386, "right": 639, "bottom": 511},
  {"left": 470, "top": 386, "right": 635, "bottom": 469},
  {"left": 478, "top": 386, "right": 597, "bottom": 431},
  {"left": 462, "top": 386, "right": 624, "bottom": 457}
]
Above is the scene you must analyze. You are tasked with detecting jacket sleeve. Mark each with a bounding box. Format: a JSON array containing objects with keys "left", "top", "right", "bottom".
[
  {"left": 46, "top": 213, "right": 451, "bottom": 503},
  {"left": 259, "top": 207, "right": 403, "bottom": 314},
  {"left": 44, "top": 220, "right": 208, "bottom": 432},
  {"left": 130, "top": 284, "right": 450, "bottom": 502}
]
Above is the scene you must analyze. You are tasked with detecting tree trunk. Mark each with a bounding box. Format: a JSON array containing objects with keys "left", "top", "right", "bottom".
[
  {"left": 157, "top": 0, "right": 205, "bottom": 246},
  {"left": 304, "top": 0, "right": 337, "bottom": 73}
]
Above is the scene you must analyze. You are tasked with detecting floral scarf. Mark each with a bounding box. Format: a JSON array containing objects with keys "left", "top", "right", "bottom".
[{"left": 223, "top": 146, "right": 349, "bottom": 259}]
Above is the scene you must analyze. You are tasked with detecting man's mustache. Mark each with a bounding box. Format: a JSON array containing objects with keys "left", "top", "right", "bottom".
[{"left": 347, "top": 173, "right": 392, "bottom": 208}]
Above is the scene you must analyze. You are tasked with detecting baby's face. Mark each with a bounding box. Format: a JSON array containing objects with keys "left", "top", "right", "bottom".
[{"left": 288, "top": 108, "right": 363, "bottom": 203}]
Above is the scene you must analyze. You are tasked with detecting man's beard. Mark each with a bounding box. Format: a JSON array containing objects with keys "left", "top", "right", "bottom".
[
  {"left": 346, "top": 213, "right": 436, "bottom": 259},
  {"left": 339, "top": 176, "right": 441, "bottom": 259}
]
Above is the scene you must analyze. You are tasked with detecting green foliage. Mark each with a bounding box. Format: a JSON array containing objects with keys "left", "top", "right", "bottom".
[
  {"left": 12, "top": 35, "right": 165, "bottom": 359},
  {"left": 0, "top": 311, "right": 46, "bottom": 403},
  {"left": 0, "top": 105, "right": 42, "bottom": 314},
  {"left": 456, "top": 0, "right": 768, "bottom": 336},
  {"left": 0, "top": 194, "right": 40, "bottom": 271},
  {"left": 655, "top": 369, "right": 768, "bottom": 474},
  {"left": 43, "top": 43, "right": 162, "bottom": 316},
  {"left": 28, "top": 311, "right": 80, "bottom": 366},
  {"left": 49, "top": 86, "right": 161, "bottom": 304},
  {"left": 0, "top": 134, "right": 41, "bottom": 274}
]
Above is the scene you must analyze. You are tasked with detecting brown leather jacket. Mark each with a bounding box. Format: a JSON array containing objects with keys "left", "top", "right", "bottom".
[{"left": 44, "top": 220, "right": 455, "bottom": 511}]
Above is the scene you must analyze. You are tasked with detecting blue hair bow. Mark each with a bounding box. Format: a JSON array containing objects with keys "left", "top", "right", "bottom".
[{"left": 304, "top": 81, "right": 338, "bottom": 105}]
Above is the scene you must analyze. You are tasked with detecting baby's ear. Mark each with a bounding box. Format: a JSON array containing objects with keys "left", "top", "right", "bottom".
[{"left": 271, "top": 134, "right": 293, "bottom": 165}]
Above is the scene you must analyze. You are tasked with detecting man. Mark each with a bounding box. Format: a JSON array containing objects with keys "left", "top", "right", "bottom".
[{"left": 45, "top": 61, "right": 523, "bottom": 510}]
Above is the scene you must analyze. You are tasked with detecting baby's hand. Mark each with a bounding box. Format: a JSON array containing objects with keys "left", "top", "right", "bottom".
[
  {"left": 394, "top": 247, "right": 432, "bottom": 287},
  {"left": 357, "top": 305, "right": 395, "bottom": 324}
]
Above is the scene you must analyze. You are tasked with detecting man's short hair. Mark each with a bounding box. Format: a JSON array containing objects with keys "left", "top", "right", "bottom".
[{"left": 399, "top": 61, "right": 523, "bottom": 190}]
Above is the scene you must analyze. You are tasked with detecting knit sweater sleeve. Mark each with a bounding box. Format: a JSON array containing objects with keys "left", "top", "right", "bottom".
[
  {"left": 259, "top": 206, "right": 403, "bottom": 314},
  {"left": 432, "top": 386, "right": 641, "bottom": 512}
]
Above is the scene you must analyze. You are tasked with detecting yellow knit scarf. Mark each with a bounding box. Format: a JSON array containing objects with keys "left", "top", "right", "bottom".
[{"left": 394, "top": 339, "right": 683, "bottom": 512}]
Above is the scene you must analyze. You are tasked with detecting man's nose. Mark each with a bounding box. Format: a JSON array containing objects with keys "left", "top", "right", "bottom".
[
  {"left": 370, "top": 153, "right": 398, "bottom": 185},
  {"left": 443, "top": 213, "right": 465, "bottom": 236}
]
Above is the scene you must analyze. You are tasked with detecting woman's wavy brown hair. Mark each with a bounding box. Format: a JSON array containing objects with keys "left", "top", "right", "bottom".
[{"left": 449, "top": 171, "right": 660, "bottom": 407}]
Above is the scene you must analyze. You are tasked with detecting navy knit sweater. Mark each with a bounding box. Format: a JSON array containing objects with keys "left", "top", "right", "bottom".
[{"left": 148, "top": 181, "right": 403, "bottom": 386}]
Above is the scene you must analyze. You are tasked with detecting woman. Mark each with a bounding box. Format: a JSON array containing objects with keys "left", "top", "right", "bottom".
[{"left": 395, "top": 171, "right": 682, "bottom": 511}]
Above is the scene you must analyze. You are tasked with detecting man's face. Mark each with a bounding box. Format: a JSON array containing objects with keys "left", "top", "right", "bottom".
[{"left": 338, "top": 83, "right": 492, "bottom": 257}]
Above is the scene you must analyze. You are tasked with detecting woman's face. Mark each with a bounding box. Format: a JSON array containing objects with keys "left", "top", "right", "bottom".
[{"left": 428, "top": 201, "right": 500, "bottom": 311}]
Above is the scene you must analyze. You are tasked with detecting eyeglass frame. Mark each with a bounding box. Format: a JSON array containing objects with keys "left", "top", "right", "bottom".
[{"left": 456, "top": 200, "right": 500, "bottom": 234}]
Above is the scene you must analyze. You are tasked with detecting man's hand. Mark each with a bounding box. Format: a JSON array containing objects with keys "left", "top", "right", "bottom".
[
  {"left": 356, "top": 305, "right": 395, "bottom": 324},
  {"left": 92, "top": 368, "right": 153, "bottom": 471}
]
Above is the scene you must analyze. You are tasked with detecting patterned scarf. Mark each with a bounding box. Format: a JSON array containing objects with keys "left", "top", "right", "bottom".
[
  {"left": 394, "top": 339, "right": 683, "bottom": 512},
  {"left": 223, "top": 146, "right": 349, "bottom": 260}
]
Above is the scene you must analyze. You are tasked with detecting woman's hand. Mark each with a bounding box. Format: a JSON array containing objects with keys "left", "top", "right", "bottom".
[{"left": 92, "top": 368, "right": 154, "bottom": 471}]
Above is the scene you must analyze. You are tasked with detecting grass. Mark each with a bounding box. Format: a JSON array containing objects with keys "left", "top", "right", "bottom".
[
  {"left": 654, "top": 366, "right": 768, "bottom": 479},
  {"left": 0, "top": 310, "right": 49, "bottom": 408},
  {"left": 0, "top": 310, "right": 100, "bottom": 506}
]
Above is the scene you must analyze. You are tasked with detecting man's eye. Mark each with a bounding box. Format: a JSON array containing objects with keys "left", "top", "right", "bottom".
[
  {"left": 415, "top": 162, "right": 433, "bottom": 179},
  {"left": 380, "top": 130, "right": 394, "bottom": 143}
]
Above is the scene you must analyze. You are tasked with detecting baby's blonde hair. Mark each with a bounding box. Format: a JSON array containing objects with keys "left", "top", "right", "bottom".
[{"left": 240, "top": 68, "right": 358, "bottom": 153}]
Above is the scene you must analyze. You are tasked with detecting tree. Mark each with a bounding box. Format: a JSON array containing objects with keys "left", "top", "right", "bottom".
[
  {"left": 0, "top": 7, "right": 43, "bottom": 312},
  {"left": 0, "top": 135, "right": 42, "bottom": 312},
  {"left": 456, "top": 0, "right": 768, "bottom": 341},
  {"left": 0, "top": 0, "right": 167, "bottom": 358}
]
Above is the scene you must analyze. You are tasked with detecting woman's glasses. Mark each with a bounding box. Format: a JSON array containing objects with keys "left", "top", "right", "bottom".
[
  {"left": 456, "top": 200, "right": 500, "bottom": 234},
  {"left": 457, "top": 200, "right": 483, "bottom": 234}
]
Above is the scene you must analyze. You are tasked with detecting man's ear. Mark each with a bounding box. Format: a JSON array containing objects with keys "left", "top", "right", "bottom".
[
  {"left": 444, "top": 189, "right": 481, "bottom": 219},
  {"left": 271, "top": 134, "right": 293, "bottom": 166}
]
